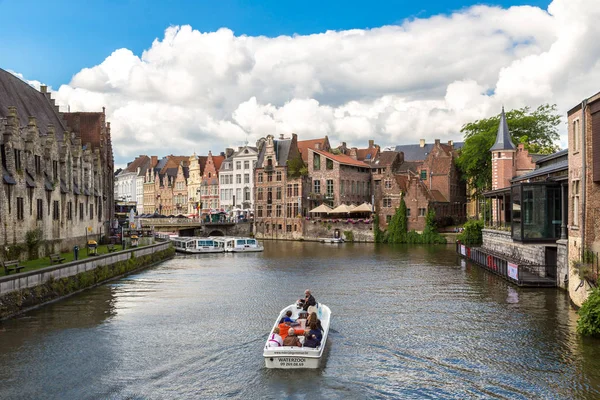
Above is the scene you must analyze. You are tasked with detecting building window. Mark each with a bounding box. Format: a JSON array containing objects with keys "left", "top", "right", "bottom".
[
  {"left": 236, "top": 161, "right": 241, "bottom": 170},
  {"left": 276, "top": 171, "right": 282, "bottom": 181},
  {"left": 80, "top": 203, "right": 84, "bottom": 220},
  {"left": 14, "top": 149, "right": 22, "bottom": 171},
  {"left": 419, "top": 208, "right": 426, "bottom": 217},
  {"left": 287, "top": 184, "right": 293, "bottom": 197},
  {"left": 267, "top": 204, "right": 272, "bottom": 217},
  {"left": 267, "top": 173, "right": 273, "bottom": 182},
  {"left": 573, "top": 180, "right": 580, "bottom": 226},
  {"left": 314, "top": 180, "right": 321, "bottom": 194},
  {"left": 384, "top": 179, "right": 392, "bottom": 189},
  {"left": 244, "top": 173, "right": 250, "bottom": 184},
  {"left": 53, "top": 200, "right": 59, "bottom": 220},
  {"left": 313, "top": 153, "right": 321, "bottom": 170},
  {"left": 276, "top": 204, "right": 282, "bottom": 217},
  {"left": 37, "top": 199, "right": 43, "bottom": 220},
  {"left": 258, "top": 173, "right": 263, "bottom": 183},
  {"left": 386, "top": 215, "right": 392, "bottom": 223},
  {"left": 257, "top": 188, "right": 263, "bottom": 200},
  {"left": 286, "top": 203, "right": 293, "bottom": 218},
  {"left": 293, "top": 184, "right": 299, "bottom": 196},
  {"left": 90, "top": 203, "right": 94, "bottom": 220},
  {"left": 67, "top": 201, "right": 73, "bottom": 220},
  {"left": 236, "top": 174, "right": 241, "bottom": 184},
  {"left": 383, "top": 198, "right": 392, "bottom": 207},
  {"left": 244, "top": 187, "right": 250, "bottom": 201},
  {"left": 17, "top": 197, "right": 24, "bottom": 220},
  {"left": 326, "top": 158, "right": 333, "bottom": 170},
  {"left": 276, "top": 187, "right": 282, "bottom": 200},
  {"left": 286, "top": 225, "right": 292, "bottom": 232},
  {"left": 407, "top": 208, "right": 411, "bottom": 217},
  {"left": 420, "top": 170, "right": 427, "bottom": 180},
  {"left": 53, "top": 160, "right": 58, "bottom": 182},
  {"left": 35, "top": 155, "right": 41, "bottom": 174},
  {"left": 573, "top": 119, "right": 580, "bottom": 152},
  {"left": 244, "top": 161, "right": 250, "bottom": 170},
  {"left": 326, "top": 179, "right": 334, "bottom": 197},
  {"left": 257, "top": 206, "right": 263, "bottom": 218}
]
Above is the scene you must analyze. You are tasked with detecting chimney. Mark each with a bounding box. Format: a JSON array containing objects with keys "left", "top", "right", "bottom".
[
  {"left": 220, "top": 151, "right": 225, "bottom": 157},
  {"left": 369, "top": 139, "right": 374, "bottom": 148},
  {"left": 315, "top": 143, "right": 320, "bottom": 150},
  {"left": 448, "top": 140, "right": 453, "bottom": 147},
  {"left": 349, "top": 147, "right": 358, "bottom": 160},
  {"left": 419, "top": 139, "right": 425, "bottom": 148},
  {"left": 435, "top": 139, "right": 440, "bottom": 146},
  {"left": 40, "top": 85, "right": 47, "bottom": 94},
  {"left": 280, "top": 134, "right": 285, "bottom": 140}
]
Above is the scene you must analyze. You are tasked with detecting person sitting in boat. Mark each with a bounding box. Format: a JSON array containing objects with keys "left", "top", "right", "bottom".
[
  {"left": 303, "top": 330, "right": 321, "bottom": 348},
  {"left": 281, "top": 310, "right": 300, "bottom": 326},
  {"left": 278, "top": 320, "right": 304, "bottom": 341},
  {"left": 283, "top": 328, "right": 302, "bottom": 347},
  {"left": 298, "top": 289, "right": 317, "bottom": 313},
  {"left": 267, "top": 327, "right": 283, "bottom": 348},
  {"left": 308, "top": 317, "right": 323, "bottom": 343},
  {"left": 307, "top": 312, "right": 323, "bottom": 333}
]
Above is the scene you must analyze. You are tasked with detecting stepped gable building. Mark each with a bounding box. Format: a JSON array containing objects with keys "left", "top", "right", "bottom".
[
  {"left": 0, "top": 68, "right": 113, "bottom": 257},
  {"left": 186, "top": 154, "right": 207, "bottom": 215},
  {"left": 254, "top": 134, "right": 307, "bottom": 240},
  {"left": 200, "top": 151, "right": 224, "bottom": 214},
  {"left": 306, "top": 148, "right": 371, "bottom": 210},
  {"left": 389, "top": 138, "right": 467, "bottom": 230}
]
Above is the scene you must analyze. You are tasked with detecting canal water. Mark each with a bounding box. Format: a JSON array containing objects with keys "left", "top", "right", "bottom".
[{"left": 1, "top": 242, "right": 600, "bottom": 399}]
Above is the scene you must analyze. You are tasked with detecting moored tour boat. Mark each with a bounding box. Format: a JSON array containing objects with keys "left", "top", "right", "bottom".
[
  {"left": 171, "top": 237, "right": 224, "bottom": 254},
  {"left": 220, "top": 237, "right": 264, "bottom": 252},
  {"left": 263, "top": 303, "right": 331, "bottom": 369}
]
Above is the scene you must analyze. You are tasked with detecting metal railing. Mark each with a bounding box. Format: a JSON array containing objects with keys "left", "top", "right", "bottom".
[{"left": 456, "top": 241, "right": 556, "bottom": 287}]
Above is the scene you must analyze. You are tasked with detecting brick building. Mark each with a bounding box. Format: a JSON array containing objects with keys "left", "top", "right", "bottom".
[
  {"left": 0, "top": 68, "right": 114, "bottom": 258},
  {"left": 200, "top": 151, "right": 224, "bottom": 215},
  {"left": 186, "top": 154, "right": 207, "bottom": 216},
  {"left": 567, "top": 92, "right": 600, "bottom": 284},
  {"left": 307, "top": 148, "right": 371, "bottom": 210},
  {"left": 254, "top": 134, "right": 307, "bottom": 239}
]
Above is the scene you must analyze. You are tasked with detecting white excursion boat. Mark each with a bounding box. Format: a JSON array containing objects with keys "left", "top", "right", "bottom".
[
  {"left": 263, "top": 303, "right": 331, "bottom": 369},
  {"left": 218, "top": 237, "right": 264, "bottom": 252},
  {"left": 320, "top": 237, "right": 345, "bottom": 244},
  {"left": 171, "top": 237, "right": 224, "bottom": 254}
]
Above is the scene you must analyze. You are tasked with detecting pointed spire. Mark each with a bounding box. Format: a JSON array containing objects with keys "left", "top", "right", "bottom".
[{"left": 490, "top": 107, "right": 516, "bottom": 151}]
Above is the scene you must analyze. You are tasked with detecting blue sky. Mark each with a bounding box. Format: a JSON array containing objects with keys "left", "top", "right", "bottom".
[{"left": 1, "top": 0, "right": 550, "bottom": 88}]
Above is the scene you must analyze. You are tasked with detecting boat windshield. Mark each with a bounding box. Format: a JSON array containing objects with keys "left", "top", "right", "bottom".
[
  {"left": 236, "top": 239, "right": 246, "bottom": 246},
  {"left": 187, "top": 241, "right": 195, "bottom": 248},
  {"left": 246, "top": 239, "right": 256, "bottom": 245}
]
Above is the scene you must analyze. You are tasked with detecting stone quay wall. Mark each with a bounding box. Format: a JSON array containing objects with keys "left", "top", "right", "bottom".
[
  {"left": 0, "top": 242, "right": 174, "bottom": 319},
  {"left": 303, "top": 219, "right": 374, "bottom": 242}
]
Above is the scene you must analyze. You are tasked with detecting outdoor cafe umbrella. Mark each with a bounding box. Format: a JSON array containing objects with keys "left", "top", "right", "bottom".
[
  {"left": 350, "top": 202, "right": 373, "bottom": 213},
  {"left": 329, "top": 203, "right": 354, "bottom": 214},
  {"left": 309, "top": 203, "right": 333, "bottom": 214}
]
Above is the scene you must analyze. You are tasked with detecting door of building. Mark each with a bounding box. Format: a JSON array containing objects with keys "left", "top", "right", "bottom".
[{"left": 545, "top": 246, "right": 557, "bottom": 279}]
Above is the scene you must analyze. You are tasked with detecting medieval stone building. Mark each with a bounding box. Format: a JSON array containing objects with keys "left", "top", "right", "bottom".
[{"left": 0, "top": 68, "right": 114, "bottom": 259}]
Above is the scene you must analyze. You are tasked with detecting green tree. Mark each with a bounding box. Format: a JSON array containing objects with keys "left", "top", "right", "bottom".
[
  {"left": 387, "top": 198, "right": 408, "bottom": 244},
  {"left": 287, "top": 154, "right": 307, "bottom": 178},
  {"left": 457, "top": 104, "right": 561, "bottom": 200}
]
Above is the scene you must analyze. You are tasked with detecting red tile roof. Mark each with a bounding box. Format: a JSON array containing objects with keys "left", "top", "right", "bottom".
[
  {"left": 298, "top": 137, "right": 329, "bottom": 162},
  {"left": 356, "top": 147, "right": 379, "bottom": 162},
  {"left": 211, "top": 155, "right": 225, "bottom": 171},
  {"left": 312, "top": 149, "right": 370, "bottom": 167}
]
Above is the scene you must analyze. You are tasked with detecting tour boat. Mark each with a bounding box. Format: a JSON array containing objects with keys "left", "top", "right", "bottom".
[
  {"left": 171, "top": 237, "right": 224, "bottom": 254},
  {"left": 220, "top": 237, "right": 264, "bottom": 252},
  {"left": 263, "top": 303, "right": 331, "bottom": 369}
]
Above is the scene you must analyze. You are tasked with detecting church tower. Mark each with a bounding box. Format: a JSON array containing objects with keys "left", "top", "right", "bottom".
[{"left": 490, "top": 108, "right": 516, "bottom": 190}]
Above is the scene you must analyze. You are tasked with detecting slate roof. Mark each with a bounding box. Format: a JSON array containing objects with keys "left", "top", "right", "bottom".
[
  {"left": 511, "top": 159, "right": 569, "bottom": 183},
  {"left": 256, "top": 138, "right": 294, "bottom": 168},
  {"left": 312, "top": 149, "right": 370, "bottom": 168},
  {"left": 490, "top": 108, "right": 516, "bottom": 151},
  {"left": 0, "top": 68, "right": 68, "bottom": 140},
  {"left": 220, "top": 157, "right": 234, "bottom": 172},
  {"left": 397, "top": 161, "right": 420, "bottom": 174},
  {"left": 125, "top": 155, "right": 151, "bottom": 177},
  {"left": 370, "top": 151, "right": 400, "bottom": 168},
  {"left": 534, "top": 148, "right": 568, "bottom": 165},
  {"left": 394, "top": 142, "right": 464, "bottom": 161}
]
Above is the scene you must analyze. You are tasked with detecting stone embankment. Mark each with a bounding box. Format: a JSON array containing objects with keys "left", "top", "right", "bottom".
[{"left": 0, "top": 242, "right": 174, "bottom": 319}]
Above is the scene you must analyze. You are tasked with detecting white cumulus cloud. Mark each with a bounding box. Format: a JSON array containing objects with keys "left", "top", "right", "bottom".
[{"left": 25, "top": 0, "right": 598, "bottom": 165}]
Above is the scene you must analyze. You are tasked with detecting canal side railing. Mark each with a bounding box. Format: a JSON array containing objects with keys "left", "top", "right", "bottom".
[{"left": 456, "top": 242, "right": 556, "bottom": 287}]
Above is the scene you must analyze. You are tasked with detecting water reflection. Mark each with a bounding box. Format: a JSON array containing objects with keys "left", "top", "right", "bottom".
[{"left": 0, "top": 242, "right": 599, "bottom": 399}]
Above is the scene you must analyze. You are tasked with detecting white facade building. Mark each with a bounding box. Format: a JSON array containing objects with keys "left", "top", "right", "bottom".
[
  {"left": 115, "top": 156, "right": 151, "bottom": 214},
  {"left": 219, "top": 146, "right": 258, "bottom": 215}
]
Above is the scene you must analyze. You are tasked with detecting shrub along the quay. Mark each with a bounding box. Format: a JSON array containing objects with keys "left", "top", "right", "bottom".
[
  {"left": 577, "top": 287, "right": 600, "bottom": 337},
  {"left": 458, "top": 219, "right": 484, "bottom": 245},
  {"left": 376, "top": 198, "right": 446, "bottom": 245}
]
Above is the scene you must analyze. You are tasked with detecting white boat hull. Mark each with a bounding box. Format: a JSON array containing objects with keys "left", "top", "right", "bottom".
[
  {"left": 175, "top": 248, "right": 224, "bottom": 254},
  {"left": 226, "top": 246, "right": 264, "bottom": 253},
  {"left": 263, "top": 303, "right": 331, "bottom": 369}
]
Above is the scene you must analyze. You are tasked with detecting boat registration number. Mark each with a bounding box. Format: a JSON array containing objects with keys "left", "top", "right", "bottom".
[{"left": 278, "top": 357, "right": 305, "bottom": 367}]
